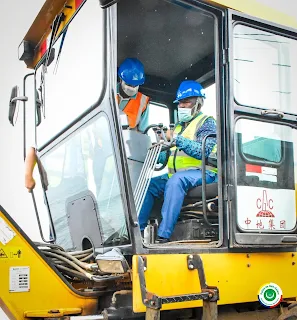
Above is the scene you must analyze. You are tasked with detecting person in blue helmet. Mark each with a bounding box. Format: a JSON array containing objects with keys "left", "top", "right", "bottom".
[
  {"left": 117, "top": 58, "right": 150, "bottom": 132},
  {"left": 138, "top": 80, "right": 218, "bottom": 243}
]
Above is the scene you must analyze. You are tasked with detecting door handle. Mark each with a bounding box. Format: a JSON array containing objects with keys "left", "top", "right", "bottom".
[{"left": 261, "top": 109, "right": 284, "bottom": 119}]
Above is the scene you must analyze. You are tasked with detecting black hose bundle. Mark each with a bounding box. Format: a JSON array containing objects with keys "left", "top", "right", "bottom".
[{"left": 36, "top": 243, "right": 122, "bottom": 282}]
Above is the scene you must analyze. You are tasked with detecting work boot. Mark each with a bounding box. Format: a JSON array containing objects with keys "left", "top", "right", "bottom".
[{"left": 155, "top": 236, "right": 169, "bottom": 244}]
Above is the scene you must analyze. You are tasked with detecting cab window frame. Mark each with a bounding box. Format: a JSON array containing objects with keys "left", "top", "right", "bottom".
[
  {"left": 234, "top": 115, "right": 297, "bottom": 235},
  {"left": 33, "top": 0, "right": 107, "bottom": 152},
  {"left": 227, "top": 9, "right": 297, "bottom": 246},
  {"left": 37, "top": 109, "right": 133, "bottom": 250},
  {"left": 236, "top": 118, "right": 286, "bottom": 168},
  {"left": 116, "top": 0, "right": 226, "bottom": 250}
]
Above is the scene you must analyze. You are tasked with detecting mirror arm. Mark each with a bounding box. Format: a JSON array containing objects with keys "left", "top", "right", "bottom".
[
  {"left": 23, "top": 72, "right": 34, "bottom": 160},
  {"left": 11, "top": 96, "right": 28, "bottom": 103}
]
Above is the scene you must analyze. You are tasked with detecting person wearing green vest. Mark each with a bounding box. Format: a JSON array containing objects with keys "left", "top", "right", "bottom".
[{"left": 138, "top": 80, "right": 217, "bottom": 243}]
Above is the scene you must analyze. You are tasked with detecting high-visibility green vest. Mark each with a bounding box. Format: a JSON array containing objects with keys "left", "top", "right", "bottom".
[{"left": 167, "top": 113, "right": 217, "bottom": 177}]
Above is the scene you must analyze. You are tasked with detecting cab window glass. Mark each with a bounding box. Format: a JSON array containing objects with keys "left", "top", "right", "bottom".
[
  {"left": 147, "top": 102, "right": 169, "bottom": 143},
  {"left": 238, "top": 119, "right": 283, "bottom": 164},
  {"left": 204, "top": 83, "right": 217, "bottom": 119},
  {"left": 233, "top": 24, "right": 297, "bottom": 114},
  {"left": 40, "top": 113, "right": 129, "bottom": 250},
  {"left": 35, "top": 0, "right": 103, "bottom": 148},
  {"left": 235, "top": 118, "right": 296, "bottom": 232}
]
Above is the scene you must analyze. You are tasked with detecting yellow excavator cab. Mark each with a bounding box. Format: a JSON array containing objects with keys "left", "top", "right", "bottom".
[{"left": 3, "top": 0, "right": 297, "bottom": 319}]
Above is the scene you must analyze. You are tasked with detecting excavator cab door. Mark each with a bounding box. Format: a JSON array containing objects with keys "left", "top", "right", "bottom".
[
  {"left": 226, "top": 9, "right": 297, "bottom": 247},
  {"left": 30, "top": 0, "right": 143, "bottom": 253}
]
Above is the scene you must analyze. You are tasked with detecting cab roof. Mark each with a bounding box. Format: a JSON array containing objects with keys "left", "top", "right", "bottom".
[
  {"left": 209, "top": 0, "right": 297, "bottom": 29},
  {"left": 20, "top": 0, "right": 297, "bottom": 69}
]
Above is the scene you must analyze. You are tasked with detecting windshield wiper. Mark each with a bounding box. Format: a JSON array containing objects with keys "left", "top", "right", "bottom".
[
  {"left": 53, "top": 26, "right": 68, "bottom": 75},
  {"left": 39, "top": 12, "right": 66, "bottom": 119},
  {"left": 44, "top": 12, "right": 66, "bottom": 72}
]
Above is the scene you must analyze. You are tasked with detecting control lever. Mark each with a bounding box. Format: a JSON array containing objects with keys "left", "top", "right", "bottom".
[
  {"left": 156, "top": 130, "right": 162, "bottom": 142},
  {"left": 153, "top": 127, "right": 159, "bottom": 142},
  {"left": 163, "top": 126, "right": 168, "bottom": 141},
  {"left": 157, "top": 123, "right": 166, "bottom": 141},
  {"left": 160, "top": 126, "right": 167, "bottom": 141},
  {"left": 169, "top": 123, "right": 175, "bottom": 143}
]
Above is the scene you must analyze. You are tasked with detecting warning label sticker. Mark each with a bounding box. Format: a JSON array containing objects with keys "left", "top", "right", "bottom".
[
  {"left": 8, "top": 248, "right": 23, "bottom": 259},
  {"left": 0, "top": 217, "right": 16, "bottom": 245},
  {"left": 9, "top": 266, "right": 30, "bottom": 292},
  {"left": 0, "top": 248, "right": 8, "bottom": 258},
  {"left": 0, "top": 247, "right": 23, "bottom": 261}
]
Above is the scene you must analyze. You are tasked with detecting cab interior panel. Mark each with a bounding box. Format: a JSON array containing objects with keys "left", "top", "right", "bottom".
[{"left": 117, "top": 0, "right": 216, "bottom": 105}]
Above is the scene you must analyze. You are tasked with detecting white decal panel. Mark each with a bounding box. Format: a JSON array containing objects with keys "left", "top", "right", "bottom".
[
  {"left": 237, "top": 186, "right": 296, "bottom": 231},
  {"left": 0, "top": 217, "right": 16, "bottom": 245},
  {"left": 9, "top": 266, "right": 30, "bottom": 292}
]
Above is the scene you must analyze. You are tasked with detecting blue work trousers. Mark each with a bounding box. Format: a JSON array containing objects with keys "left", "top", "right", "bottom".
[{"left": 138, "top": 169, "right": 216, "bottom": 239}]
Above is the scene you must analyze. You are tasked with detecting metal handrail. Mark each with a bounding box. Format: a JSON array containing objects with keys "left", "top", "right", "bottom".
[
  {"left": 201, "top": 134, "right": 218, "bottom": 227},
  {"left": 134, "top": 142, "right": 163, "bottom": 215}
]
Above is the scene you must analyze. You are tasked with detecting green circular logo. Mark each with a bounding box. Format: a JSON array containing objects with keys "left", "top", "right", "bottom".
[
  {"left": 258, "top": 283, "right": 282, "bottom": 308},
  {"left": 264, "top": 288, "right": 276, "bottom": 301}
]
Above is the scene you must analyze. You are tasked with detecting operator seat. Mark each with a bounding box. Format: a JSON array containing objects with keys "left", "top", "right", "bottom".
[
  {"left": 183, "top": 182, "right": 218, "bottom": 204},
  {"left": 148, "top": 182, "right": 219, "bottom": 242},
  {"left": 168, "top": 182, "right": 219, "bottom": 241},
  {"left": 149, "top": 182, "right": 218, "bottom": 219}
]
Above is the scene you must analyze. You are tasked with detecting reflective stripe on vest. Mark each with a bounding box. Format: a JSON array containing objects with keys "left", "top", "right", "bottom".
[
  {"left": 167, "top": 113, "right": 217, "bottom": 177},
  {"left": 117, "top": 92, "right": 149, "bottom": 128}
]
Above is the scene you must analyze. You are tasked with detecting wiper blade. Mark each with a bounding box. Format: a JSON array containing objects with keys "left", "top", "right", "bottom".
[
  {"left": 53, "top": 26, "right": 68, "bottom": 75},
  {"left": 44, "top": 12, "right": 66, "bottom": 72},
  {"left": 40, "top": 12, "right": 66, "bottom": 119}
]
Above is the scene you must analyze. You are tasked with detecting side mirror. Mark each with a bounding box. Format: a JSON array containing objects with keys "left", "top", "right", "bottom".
[
  {"left": 36, "top": 89, "right": 42, "bottom": 127},
  {"left": 8, "top": 86, "right": 28, "bottom": 126}
]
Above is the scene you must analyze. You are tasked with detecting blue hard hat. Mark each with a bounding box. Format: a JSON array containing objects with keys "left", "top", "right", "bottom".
[
  {"left": 173, "top": 80, "right": 206, "bottom": 103},
  {"left": 118, "top": 58, "right": 145, "bottom": 86}
]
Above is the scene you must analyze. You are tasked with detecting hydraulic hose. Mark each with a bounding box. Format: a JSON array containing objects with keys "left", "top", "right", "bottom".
[
  {"left": 49, "top": 249, "right": 98, "bottom": 272},
  {"left": 56, "top": 264, "right": 90, "bottom": 280},
  {"left": 38, "top": 244, "right": 124, "bottom": 283},
  {"left": 35, "top": 242, "right": 65, "bottom": 251},
  {"left": 43, "top": 250, "right": 122, "bottom": 282},
  {"left": 80, "top": 253, "right": 95, "bottom": 262},
  {"left": 43, "top": 251, "right": 95, "bottom": 280},
  {"left": 67, "top": 248, "right": 93, "bottom": 255}
]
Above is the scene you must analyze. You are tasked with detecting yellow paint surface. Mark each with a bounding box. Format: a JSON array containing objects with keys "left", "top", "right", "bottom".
[
  {"left": 0, "top": 210, "right": 97, "bottom": 319},
  {"left": 208, "top": 0, "right": 297, "bottom": 29},
  {"left": 132, "top": 253, "right": 297, "bottom": 312}
]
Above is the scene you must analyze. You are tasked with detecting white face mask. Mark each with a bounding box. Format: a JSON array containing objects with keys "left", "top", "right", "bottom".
[
  {"left": 178, "top": 107, "right": 193, "bottom": 123},
  {"left": 121, "top": 81, "right": 139, "bottom": 97},
  {"left": 178, "top": 98, "right": 201, "bottom": 123}
]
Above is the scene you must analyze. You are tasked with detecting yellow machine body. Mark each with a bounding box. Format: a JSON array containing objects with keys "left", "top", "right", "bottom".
[
  {"left": 132, "top": 253, "right": 297, "bottom": 312},
  {"left": 0, "top": 209, "right": 97, "bottom": 319},
  {"left": 3, "top": 0, "right": 297, "bottom": 319}
]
